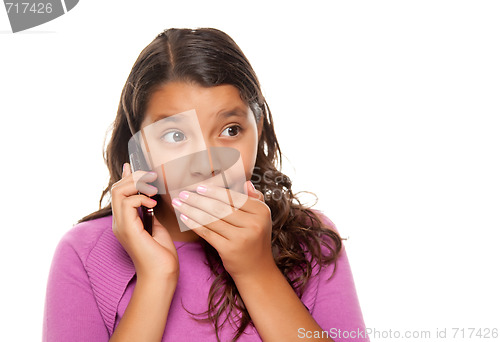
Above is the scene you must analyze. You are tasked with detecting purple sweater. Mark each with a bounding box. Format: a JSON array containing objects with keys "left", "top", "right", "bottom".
[{"left": 42, "top": 212, "right": 369, "bottom": 341}]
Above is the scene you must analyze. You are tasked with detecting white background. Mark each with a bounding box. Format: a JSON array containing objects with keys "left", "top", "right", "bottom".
[{"left": 1, "top": 1, "right": 499, "bottom": 341}]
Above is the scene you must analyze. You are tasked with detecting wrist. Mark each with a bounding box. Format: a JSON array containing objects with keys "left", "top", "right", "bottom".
[
  {"left": 136, "top": 268, "right": 179, "bottom": 285},
  {"left": 232, "top": 258, "right": 281, "bottom": 286},
  {"left": 135, "top": 272, "right": 178, "bottom": 299},
  {"left": 133, "top": 254, "right": 179, "bottom": 283}
]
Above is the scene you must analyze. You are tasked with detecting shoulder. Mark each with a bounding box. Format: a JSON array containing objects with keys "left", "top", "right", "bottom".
[
  {"left": 294, "top": 207, "right": 339, "bottom": 232},
  {"left": 302, "top": 208, "right": 344, "bottom": 252},
  {"left": 287, "top": 207, "right": 345, "bottom": 283},
  {"left": 51, "top": 215, "right": 135, "bottom": 335},
  {"left": 54, "top": 215, "right": 135, "bottom": 290},
  {"left": 58, "top": 215, "right": 114, "bottom": 261},
  {"left": 309, "top": 208, "right": 339, "bottom": 232}
]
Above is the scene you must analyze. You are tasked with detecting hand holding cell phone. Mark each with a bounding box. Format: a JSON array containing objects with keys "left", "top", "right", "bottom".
[{"left": 110, "top": 162, "right": 179, "bottom": 281}]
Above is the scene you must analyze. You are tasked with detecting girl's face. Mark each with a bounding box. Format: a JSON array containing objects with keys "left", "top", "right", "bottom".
[{"left": 140, "top": 81, "right": 263, "bottom": 206}]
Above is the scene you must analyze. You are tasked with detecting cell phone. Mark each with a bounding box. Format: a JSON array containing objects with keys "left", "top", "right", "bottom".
[{"left": 128, "top": 134, "right": 154, "bottom": 235}]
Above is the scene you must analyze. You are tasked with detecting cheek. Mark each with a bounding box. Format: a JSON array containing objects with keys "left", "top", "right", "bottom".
[{"left": 240, "top": 139, "right": 259, "bottom": 181}]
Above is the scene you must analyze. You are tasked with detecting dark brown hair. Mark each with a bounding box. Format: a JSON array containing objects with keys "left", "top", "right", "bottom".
[{"left": 80, "top": 27, "right": 343, "bottom": 341}]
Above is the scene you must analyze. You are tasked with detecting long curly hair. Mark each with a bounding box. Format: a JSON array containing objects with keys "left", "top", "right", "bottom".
[{"left": 79, "top": 27, "right": 343, "bottom": 341}]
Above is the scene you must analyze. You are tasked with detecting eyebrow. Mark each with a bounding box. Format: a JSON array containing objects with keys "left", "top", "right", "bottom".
[
  {"left": 216, "top": 108, "right": 249, "bottom": 121},
  {"left": 150, "top": 107, "right": 249, "bottom": 123},
  {"left": 151, "top": 113, "right": 187, "bottom": 123}
]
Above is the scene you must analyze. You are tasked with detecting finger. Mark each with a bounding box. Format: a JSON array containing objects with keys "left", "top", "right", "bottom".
[
  {"left": 180, "top": 213, "right": 228, "bottom": 250},
  {"left": 178, "top": 190, "right": 236, "bottom": 219},
  {"left": 135, "top": 178, "right": 158, "bottom": 197},
  {"left": 173, "top": 198, "right": 234, "bottom": 234},
  {"left": 134, "top": 171, "right": 158, "bottom": 196},
  {"left": 122, "top": 162, "right": 132, "bottom": 178},
  {"left": 176, "top": 191, "right": 245, "bottom": 231},
  {"left": 195, "top": 183, "right": 267, "bottom": 215},
  {"left": 112, "top": 171, "right": 158, "bottom": 197},
  {"left": 122, "top": 194, "right": 157, "bottom": 210},
  {"left": 114, "top": 195, "right": 157, "bottom": 234},
  {"left": 173, "top": 196, "right": 239, "bottom": 241},
  {"left": 194, "top": 184, "right": 251, "bottom": 212},
  {"left": 246, "top": 181, "right": 264, "bottom": 202}
]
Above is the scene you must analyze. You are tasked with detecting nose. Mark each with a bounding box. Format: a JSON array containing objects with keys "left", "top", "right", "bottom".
[{"left": 189, "top": 148, "right": 221, "bottom": 178}]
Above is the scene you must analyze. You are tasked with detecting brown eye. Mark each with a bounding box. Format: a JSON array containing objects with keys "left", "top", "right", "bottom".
[{"left": 221, "top": 125, "right": 241, "bottom": 137}]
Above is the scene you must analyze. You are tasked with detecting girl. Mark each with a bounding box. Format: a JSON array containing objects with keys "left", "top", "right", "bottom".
[{"left": 43, "top": 28, "right": 369, "bottom": 342}]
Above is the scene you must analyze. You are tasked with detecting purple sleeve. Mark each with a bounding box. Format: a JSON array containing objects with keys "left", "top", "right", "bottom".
[
  {"left": 301, "top": 212, "right": 370, "bottom": 341},
  {"left": 42, "top": 233, "right": 109, "bottom": 341}
]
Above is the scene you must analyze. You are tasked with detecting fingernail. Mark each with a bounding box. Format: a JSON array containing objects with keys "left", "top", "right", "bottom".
[
  {"left": 249, "top": 181, "right": 256, "bottom": 190},
  {"left": 180, "top": 214, "right": 188, "bottom": 222},
  {"left": 196, "top": 185, "right": 207, "bottom": 194},
  {"left": 172, "top": 198, "right": 182, "bottom": 207},
  {"left": 179, "top": 191, "right": 190, "bottom": 200}
]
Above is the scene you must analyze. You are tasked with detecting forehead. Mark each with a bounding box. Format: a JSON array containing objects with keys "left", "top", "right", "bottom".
[{"left": 144, "top": 82, "right": 249, "bottom": 120}]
